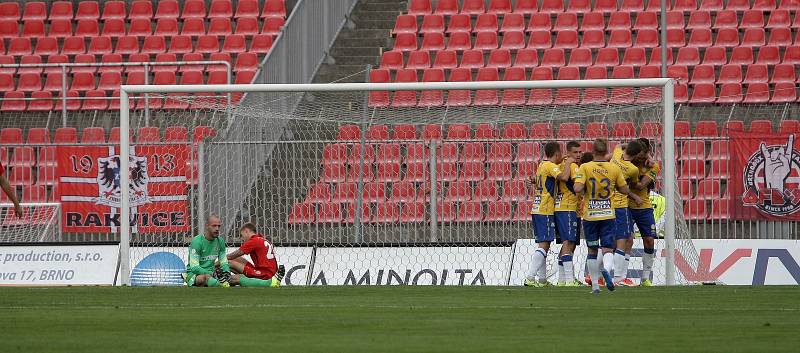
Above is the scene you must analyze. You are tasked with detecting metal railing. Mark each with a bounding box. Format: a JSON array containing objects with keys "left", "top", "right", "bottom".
[
  {"left": 0, "top": 60, "right": 232, "bottom": 126},
  {"left": 212, "top": 0, "right": 359, "bottom": 232}
]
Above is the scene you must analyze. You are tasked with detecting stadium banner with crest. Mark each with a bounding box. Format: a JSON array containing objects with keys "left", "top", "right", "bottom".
[
  {"left": 56, "top": 145, "right": 191, "bottom": 233},
  {"left": 729, "top": 131, "right": 800, "bottom": 221}
]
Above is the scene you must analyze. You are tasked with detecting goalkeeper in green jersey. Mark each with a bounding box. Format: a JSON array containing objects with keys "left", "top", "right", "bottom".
[{"left": 183, "top": 215, "right": 231, "bottom": 287}]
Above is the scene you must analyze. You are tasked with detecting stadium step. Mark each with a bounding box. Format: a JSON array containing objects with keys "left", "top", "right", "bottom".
[
  {"left": 330, "top": 47, "right": 382, "bottom": 57},
  {"left": 359, "top": 2, "right": 408, "bottom": 12},
  {"left": 337, "top": 29, "right": 392, "bottom": 40},
  {"left": 334, "top": 55, "right": 381, "bottom": 66}
]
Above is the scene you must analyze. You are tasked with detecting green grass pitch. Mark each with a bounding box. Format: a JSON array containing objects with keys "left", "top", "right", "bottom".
[{"left": 2, "top": 286, "right": 798, "bottom": 352}]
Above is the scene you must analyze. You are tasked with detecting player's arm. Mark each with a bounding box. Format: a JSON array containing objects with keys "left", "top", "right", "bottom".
[
  {"left": 616, "top": 170, "right": 642, "bottom": 205},
  {"left": 556, "top": 159, "right": 573, "bottom": 182},
  {"left": 187, "top": 240, "right": 211, "bottom": 275},
  {"left": 227, "top": 248, "right": 245, "bottom": 261},
  {"left": 217, "top": 238, "right": 230, "bottom": 272},
  {"left": 0, "top": 173, "right": 22, "bottom": 217},
  {"left": 573, "top": 165, "right": 586, "bottom": 193},
  {"left": 633, "top": 163, "right": 660, "bottom": 191}
]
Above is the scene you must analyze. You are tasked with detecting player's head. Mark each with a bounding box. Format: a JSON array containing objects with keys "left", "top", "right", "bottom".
[
  {"left": 565, "top": 141, "right": 581, "bottom": 161},
  {"left": 633, "top": 137, "right": 653, "bottom": 165},
  {"left": 592, "top": 138, "right": 609, "bottom": 159},
  {"left": 579, "top": 152, "right": 594, "bottom": 165},
  {"left": 205, "top": 215, "right": 221, "bottom": 239},
  {"left": 239, "top": 222, "right": 258, "bottom": 241},
  {"left": 624, "top": 140, "right": 644, "bottom": 159},
  {"left": 544, "top": 141, "right": 562, "bottom": 163}
]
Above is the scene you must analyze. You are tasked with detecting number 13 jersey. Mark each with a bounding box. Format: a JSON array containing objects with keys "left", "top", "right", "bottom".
[{"left": 575, "top": 161, "right": 627, "bottom": 221}]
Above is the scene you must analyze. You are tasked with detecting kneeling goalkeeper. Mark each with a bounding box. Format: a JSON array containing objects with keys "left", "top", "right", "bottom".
[{"left": 222, "top": 222, "right": 285, "bottom": 287}]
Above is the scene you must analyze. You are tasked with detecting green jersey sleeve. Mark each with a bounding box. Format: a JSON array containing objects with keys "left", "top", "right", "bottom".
[
  {"left": 186, "top": 237, "right": 211, "bottom": 275},
  {"left": 217, "top": 237, "right": 230, "bottom": 272}
]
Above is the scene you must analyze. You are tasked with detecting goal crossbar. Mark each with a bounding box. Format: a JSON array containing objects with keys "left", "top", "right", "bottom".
[{"left": 117, "top": 79, "right": 677, "bottom": 286}]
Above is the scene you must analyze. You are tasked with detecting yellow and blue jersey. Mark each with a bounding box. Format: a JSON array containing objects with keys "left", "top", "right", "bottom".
[
  {"left": 611, "top": 147, "right": 640, "bottom": 209},
  {"left": 575, "top": 161, "right": 627, "bottom": 221},
  {"left": 631, "top": 162, "right": 661, "bottom": 210},
  {"left": 530, "top": 160, "right": 561, "bottom": 216},
  {"left": 554, "top": 162, "right": 580, "bottom": 212}
]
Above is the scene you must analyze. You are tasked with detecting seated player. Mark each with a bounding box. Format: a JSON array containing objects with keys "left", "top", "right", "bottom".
[
  {"left": 610, "top": 140, "right": 646, "bottom": 286},
  {"left": 183, "top": 215, "right": 231, "bottom": 287},
  {"left": 524, "top": 142, "right": 573, "bottom": 287},
  {"left": 223, "top": 223, "right": 285, "bottom": 287},
  {"left": 0, "top": 159, "right": 23, "bottom": 217},
  {"left": 554, "top": 141, "right": 583, "bottom": 286},
  {"left": 574, "top": 139, "right": 641, "bottom": 294}
]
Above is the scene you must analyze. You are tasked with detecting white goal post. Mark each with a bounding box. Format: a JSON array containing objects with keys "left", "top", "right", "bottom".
[{"left": 117, "top": 79, "right": 677, "bottom": 286}]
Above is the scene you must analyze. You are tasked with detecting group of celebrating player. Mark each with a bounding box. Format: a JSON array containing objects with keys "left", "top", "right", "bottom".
[
  {"left": 183, "top": 215, "right": 286, "bottom": 288},
  {"left": 525, "top": 137, "right": 661, "bottom": 294}
]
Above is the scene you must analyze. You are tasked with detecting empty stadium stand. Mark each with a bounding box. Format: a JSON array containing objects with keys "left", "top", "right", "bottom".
[{"left": 0, "top": 0, "right": 285, "bottom": 111}]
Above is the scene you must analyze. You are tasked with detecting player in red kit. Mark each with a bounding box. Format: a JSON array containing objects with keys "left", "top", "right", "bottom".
[
  {"left": 0, "top": 159, "right": 23, "bottom": 217},
  {"left": 224, "top": 223, "right": 285, "bottom": 287}
]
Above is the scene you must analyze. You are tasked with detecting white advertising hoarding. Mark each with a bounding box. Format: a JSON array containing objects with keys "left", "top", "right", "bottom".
[
  {"left": 0, "top": 245, "right": 119, "bottom": 286},
  {"left": 310, "top": 247, "right": 513, "bottom": 285},
  {"left": 128, "top": 246, "right": 313, "bottom": 286}
]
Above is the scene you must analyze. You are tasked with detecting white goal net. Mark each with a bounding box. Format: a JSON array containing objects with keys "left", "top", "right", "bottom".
[
  {"left": 116, "top": 79, "right": 700, "bottom": 286},
  {"left": 0, "top": 203, "right": 61, "bottom": 242}
]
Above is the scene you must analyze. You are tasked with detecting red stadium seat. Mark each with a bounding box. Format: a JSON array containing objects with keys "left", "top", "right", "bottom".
[
  {"left": 408, "top": 0, "right": 432, "bottom": 15},
  {"left": 101, "top": 1, "right": 126, "bottom": 20},
  {"left": 580, "top": 12, "right": 605, "bottom": 31},
  {"left": 771, "top": 82, "right": 798, "bottom": 102},
  {"left": 688, "top": 28, "right": 712, "bottom": 48},
  {"left": 125, "top": 18, "right": 151, "bottom": 37},
  {"left": 709, "top": 199, "right": 730, "bottom": 220},
  {"left": 516, "top": 142, "right": 540, "bottom": 163},
  {"left": 446, "top": 180, "right": 473, "bottom": 202},
  {"left": 81, "top": 90, "right": 109, "bottom": 111},
  {"left": 0, "top": 73, "right": 14, "bottom": 92},
  {"left": 234, "top": 17, "right": 259, "bottom": 36},
  {"left": 714, "top": 28, "right": 740, "bottom": 47},
  {"left": 580, "top": 30, "right": 606, "bottom": 49},
  {"left": 640, "top": 122, "right": 662, "bottom": 139},
  {"left": 540, "top": 49, "right": 566, "bottom": 68},
  {"left": 287, "top": 203, "right": 314, "bottom": 224},
  {"left": 749, "top": 120, "right": 774, "bottom": 133},
  {"left": 634, "top": 12, "right": 658, "bottom": 31},
  {"left": 694, "top": 120, "right": 719, "bottom": 137},
  {"left": 17, "top": 54, "right": 42, "bottom": 75},
  {"left": 181, "top": 0, "right": 206, "bottom": 19},
  {"left": 595, "top": 48, "right": 620, "bottom": 66},
  {"left": 541, "top": 0, "right": 564, "bottom": 13},
  {"left": 262, "top": 17, "right": 285, "bottom": 35},
  {"left": 566, "top": 0, "right": 591, "bottom": 13},
  {"left": 393, "top": 14, "right": 417, "bottom": 34},
  {"left": 209, "top": 0, "right": 233, "bottom": 18},
  {"left": 675, "top": 121, "right": 692, "bottom": 137},
  {"left": 21, "top": 2, "right": 46, "bottom": 21},
  {"left": 607, "top": 12, "right": 631, "bottom": 30},
  {"left": 501, "top": 180, "right": 528, "bottom": 202},
  {"left": 76, "top": 1, "right": 100, "bottom": 20},
  {"left": 316, "top": 203, "right": 343, "bottom": 223},
  {"left": 608, "top": 29, "right": 632, "bottom": 48},
  {"left": 49, "top": 1, "right": 74, "bottom": 20},
  {"left": 554, "top": 30, "right": 579, "bottom": 49},
  {"left": 513, "top": 0, "right": 537, "bottom": 14},
  {"left": 70, "top": 72, "right": 96, "bottom": 91},
  {"left": 711, "top": 11, "right": 736, "bottom": 31},
  {"left": 687, "top": 11, "right": 711, "bottom": 29},
  {"left": 262, "top": 0, "right": 286, "bottom": 18},
  {"left": 530, "top": 122, "right": 554, "bottom": 139},
  {"left": 554, "top": 13, "right": 578, "bottom": 31},
  {"left": 1, "top": 91, "right": 26, "bottom": 112},
  {"left": 703, "top": 153, "right": 732, "bottom": 180},
  {"left": 680, "top": 160, "right": 706, "bottom": 179},
  {"left": 475, "top": 13, "right": 498, "bottom": 32},
  {"left": 689, "top": 65, "right": 715, "bottom": 84},
  {"left": 0, "top": 2, "right": 18, "bottom": 20},
  {"left": 17, "top": 73, "right": 41, "bottom": 92},
  {"left": 743, "top": 83, "right": 770, "bottom": 103},
  {"left": 752, "top": 0, "right": 776, "bottom": 10},
  {"left": 635, "top": 29, "right": 659, "bottom": 48},
  {"left": 741, "top": 28, "right": 766, "bottom": 47},
  {"left": 22, "top": 20, "right": 46, "bottom": 38},
  {"left": 767, "top": 9, "right": 791, "bottom": 28},
  {"left": 708, "top": 141, "right": 729, "bottom": 160},
  {"left": 684, "top": 200, "right": 708, "bottom": 221}
]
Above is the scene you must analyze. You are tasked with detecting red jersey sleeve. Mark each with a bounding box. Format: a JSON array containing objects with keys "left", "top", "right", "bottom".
[{"left": 239, "top": 237, "right": 258, "bottom": 255}]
